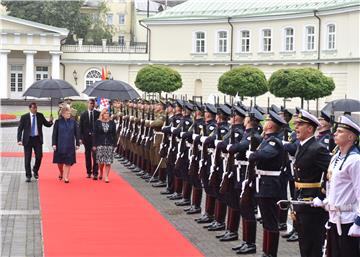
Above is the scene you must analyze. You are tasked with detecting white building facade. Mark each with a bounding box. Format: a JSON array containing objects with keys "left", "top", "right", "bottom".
[{"left": 1, "top": 0, "right": 359, "bottom": 111}]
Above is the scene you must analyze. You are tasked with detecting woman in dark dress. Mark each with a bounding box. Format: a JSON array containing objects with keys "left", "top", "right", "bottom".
[
  {"left": 92, "top": 108, "right": 116, "bottom": 183},
  {"left": 52, "top": 107, "right": 80, "bottom": 183}
]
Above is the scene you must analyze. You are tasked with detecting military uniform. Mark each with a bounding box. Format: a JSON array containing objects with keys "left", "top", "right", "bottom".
[{"left": 293, "top": 110, "right": 331, "bottom": 257}]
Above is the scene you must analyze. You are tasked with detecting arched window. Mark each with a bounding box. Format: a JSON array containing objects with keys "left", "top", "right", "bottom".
[{"left": 85, "top": 69, "right": 101, "bottom": 88}]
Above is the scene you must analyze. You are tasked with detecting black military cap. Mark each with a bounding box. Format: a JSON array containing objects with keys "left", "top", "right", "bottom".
[
  {"left": 233, "top": 105, "right": 247, "bottom": 117},
  {"left": 237, "top": 102, "right": 249, "bottom": 112},
  {"left": 194, "top": 101, "right": 203, "bottom": 111},
  {"left": 225, "top": 103, "right": 232, "bottom": 109},
  {"left": 254, "top": 104, "right": 266, "bottom": 115},
  {"left": 204, "top": 103, "right": 217, "bottom": 115},
  {"left": 175, "top": 99, "right": 184, "bottom": 108},
  {"left": 280, "top": 106, "right": 293, "bottom": 117},
  {"left": 270, "top": 104, "right": 281, "bottom": 114},
  {"left": 217, "top": 104, "right": 231, "bottom": 116},
  {"left": 319, "top": 110, "right": 331, "bottom": 123},
  {"left": 184, "top": 102, "right": 194, "bottom": 112},
  {"left": 248, "top": 107, "right": 264, "bottom": 121},
  {"left": 267, "top": 110, "right": 287, "bottom": 126}
]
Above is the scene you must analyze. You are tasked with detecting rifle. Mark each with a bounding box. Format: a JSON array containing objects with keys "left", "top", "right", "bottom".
[
  {"left": 159, "top": 108, "right": 171, "bottom": 158},
  {"left": 209, "top": 127, "right": 222, "bottom": 187},
  {"left": 220, "top": 123, "right": 235, "bottom": 194},
  {"left": 198, "top": 125, "right": 209, "bottom": 180}
]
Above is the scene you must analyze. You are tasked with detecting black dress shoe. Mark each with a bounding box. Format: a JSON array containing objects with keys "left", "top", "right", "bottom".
[
  {"left": 196, "top": 215, "right": 214, "bottom": 224},
  {"left": 216, "top": 231, "right": 229, "bottom": 238},
  {"left": 146, "top": 177, "right": 159, "bottom": 183},
  {"left": 152, "top": 181, "right": 167, "bottom": 187},
  {"left": 278, "top": 223, "right": 287, "bottom": 231},
  {"left": 64, "top": 180, "right": 69, "bottom": 183},
  {"left": 93, "top": 176, "right": 98, "bottom": 180},
  {"left": 232, "top": 242, "right": 246, "bottom": 251},
  {"left": 128, "top": 164, "right": 136, "bottom": 169},
  {"left": 141, "top": 174, "right": 152, "bottom": 180},
  {"left": 287, "top": 231, "right": 299, "bottom": 242},
  {"left": 136, "top": 171, "right": 146, "bottom": 176},
  {"left": 208, "top": 222, "right": 225, "bottom": 231},
  {"left": 86, "top": 174, "right": 91, "bottom": 178},
  {"left": 34, "top": 173, "right": 39, "bottom": 179},
  {"left": 220, "top": 232, "right": 238, "bottom": 241},
  {"left": 175, "top": 199, "right": 191, "bottom": 206},
  {"left": 203, "top": 220, "right": 217, "bottom": 228},
  {"left": 186, "top": 206, "right": 201, "bottom": 214},
  {"left": 168, "top": 193, "right": 182, "bottom": 200},
  {"left": 25, "top": 177, "right": 31, "bottom": 183},
  {"left": 236, "top": 243, "right": 256, "bottom": 254},
  {"left": 281, "top": 228, "right": 295, "bottom": 239},
  {"left": 160, "top": 189, "right": 173, "bottom": 195}
]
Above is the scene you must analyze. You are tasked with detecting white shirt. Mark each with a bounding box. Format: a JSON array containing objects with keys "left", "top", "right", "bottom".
[
  {"left": 328, "top": 149, "right": 360, "bottom": 224},
  {"left": 300, "top": 135, "right": 314, "bottom": 146},
  {"left": 29, "top": 112, "right": 38, "bottom": 136}
]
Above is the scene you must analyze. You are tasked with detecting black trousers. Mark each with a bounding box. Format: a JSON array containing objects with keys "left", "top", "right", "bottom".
[
  {"left": 295, "top": 206, "right": 328, "bottom": 257},
  {"left": 327, "top": 222, "right": 360, "bottom": 257},
  {"left": 24, "top": 136, "right": 42, "bottom": 178},
  {"left": 258, "top": 197, "right": 279, "bottom": 231},
  {"left": 84, "top": 143, "right": 98, "bottom": 176}
]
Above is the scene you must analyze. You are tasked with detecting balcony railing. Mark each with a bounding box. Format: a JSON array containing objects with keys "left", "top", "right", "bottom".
[{"left": 61, "top": 42, "right": 147, "bottom": 53}]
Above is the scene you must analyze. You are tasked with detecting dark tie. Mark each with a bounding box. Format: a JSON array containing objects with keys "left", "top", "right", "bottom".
[
  {"left": 89, "top": 111, "right": 94, "bottom": 132},
  {"left": 31, "top": 115, "right": 36, "bottom": 136}
]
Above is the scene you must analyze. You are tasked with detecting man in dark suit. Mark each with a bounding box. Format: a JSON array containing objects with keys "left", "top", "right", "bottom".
[
  {"left": 293, "top": 110, "right": 331, "bottom": 257},
  {"left": 17, "top": 102, "right": 53, "bottom": 182},
  {"left": 79, "top": 99, "right": 100, "bottom": 179}
]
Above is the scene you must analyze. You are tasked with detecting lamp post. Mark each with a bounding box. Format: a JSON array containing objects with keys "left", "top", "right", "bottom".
[{"left": 72, "top": 70, "right": 78, "bottom": 85}]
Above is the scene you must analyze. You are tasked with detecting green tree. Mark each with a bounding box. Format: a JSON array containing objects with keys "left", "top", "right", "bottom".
[
  {"left": 135, "top": 65, "right": 182, "bottom": 94},
  {"left": 2, "top": 0, "right": 112, "bottom": 44},
  {"left": 218, "top": 66, "right": 268, "bottom": 97},
  {"left": 269, "top": 68, "right": 335, "bottom": 105}
]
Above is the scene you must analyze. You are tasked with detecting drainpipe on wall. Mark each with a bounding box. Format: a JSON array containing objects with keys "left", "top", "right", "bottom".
[
  {"left": 227, "top": 17, "right": 234, "bottom": 70},
  {"left": 314, "top": 10, "right": 322, "bottom": 116},
  {"left": 139, "top": 20, "right": 151, "bottom": 62},
  {"left": 60, "top": 37, "right": 67, "bottom": 80}
]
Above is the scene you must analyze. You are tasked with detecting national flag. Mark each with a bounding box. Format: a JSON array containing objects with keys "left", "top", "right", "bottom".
[
  {"left": 97, "top": 97, "right": 110, "bottom": 111},
  {"left": 101, "top": 67, "right": 107, "bottom": 80}
]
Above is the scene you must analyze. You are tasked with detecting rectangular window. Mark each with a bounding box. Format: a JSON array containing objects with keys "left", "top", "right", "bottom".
[
  {"left": 262, "top": 29, "right": 272, "bottom": 52},
  {"left": 107, "top": 14, "right": 113, "bottom": 25},
  {"left": 285, "top": 28, "right": 294, "bottom": 51},
  {"left": 327, "top": 24, "right": 336, "bottom": 49},
  {"left": 35, "top": 66, "right": 48, "bottom": 81},
  {"left": 240, "top": 30, "right": 250, "bottom": 53},
  {"left": 218, "top": 31, "right": 227, "bottom": 53},
  {"left": 119, "top": 14, "right": 125, "bottom": 24},
  {"left": 10, "top": 65, "right": 23, "bottom": 92},
  {"left": 195, "top": 32, "right": 205, "bottom": 53},
  {"left": 305, "top": 26, "right": 315, "bottom": 50}
]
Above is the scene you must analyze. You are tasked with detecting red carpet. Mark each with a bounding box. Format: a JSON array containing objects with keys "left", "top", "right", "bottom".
[{"left": 38, "top": 153, "right": 204, "bottom": 257}]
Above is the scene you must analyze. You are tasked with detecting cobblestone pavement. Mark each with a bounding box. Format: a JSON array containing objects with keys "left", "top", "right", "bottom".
[{"left": 1, "top": 124, "right": 300, "bottom": 257}]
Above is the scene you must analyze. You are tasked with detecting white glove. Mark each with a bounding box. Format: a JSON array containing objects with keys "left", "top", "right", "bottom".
[
  {"left": 282, "top": 140, "right": 290, "bottom": 145},
  {"left": 312, "top": 197, "right": 324, "bottom": 207},
  {"left": 192, "top": 134, "right": 199, "bottom": 141},
  {"left": 200, "top": 136, "right": 207, "bottom": 143},
  {"left": 215, "top": 140, "right": 221, "bottom": 147},
  {"left": 348, "top": 223, "right": 360, "bottom": 237},
  {"left": 180, "top": 132, "right": 185, "bottom": 137},
  {"left": 171, "top": 127, "right": 176, "bottom": 132},
  {"left": 241, "top": 179, "right": 248, "bottom": 190},
  {"left": 246, "top": 150, "right": 253, "bottom": 159},
  {"left": 226, "top": 144, "right": 232, "bottom": 152}
]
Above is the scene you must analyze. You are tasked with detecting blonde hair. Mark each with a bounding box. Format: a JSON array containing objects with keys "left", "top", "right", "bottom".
[
  {"left": 60, "top": 106, "right": 71, "bottom": 116},
  {"left": 99, "top": 109, "right": 110, "bottom": 122}
]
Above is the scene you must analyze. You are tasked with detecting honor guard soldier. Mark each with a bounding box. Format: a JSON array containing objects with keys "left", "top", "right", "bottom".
[
  {"left": 183, "top": 101, "right": 205, "bottom": 214},
  {"left": 161, "top": 100, "right": 183, "bottom": 196},
  {"left": 293, "top": 110, "right": 331, "bottom": 257},
  {"left": 215, "top": 104, "right": 246, "bottom": 242},
  {"left": 173, "top": 101, "right": 194, "bottom": 206},
  {"left": 247, "top": 110, "right": 286, "bottom": 257},
  {"left": 194, "top": 103, "right": 217, "bottom": 224},
  {"left": 203, "top": 104, "right": 231, "bottom": 232},
  {"left": 318, "top": 115, "right": 360, "bottom": 257},
  {"left": 230, "top": 107, "right": 263, "bottom": 255},
  {"left": 317, "top": 110, "right": 335, "bottom": 151}
]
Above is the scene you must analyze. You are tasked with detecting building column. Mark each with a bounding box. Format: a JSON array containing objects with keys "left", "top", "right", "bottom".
[
  {"left": 0, "top": 50, "right": 11, "bottom": 99},
  {"left": 23, "top": 50, "right": 37, "bottom": 89},
  {"left": 49, "top": 51, "right": 62, "bottom": 79}
]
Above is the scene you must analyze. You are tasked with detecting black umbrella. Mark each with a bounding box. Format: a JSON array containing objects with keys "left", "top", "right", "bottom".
[
  {"left": 82, "top": 80, "right": 140, "bottom": 100},
  {"left": 322, "top": 99, "right": 360, "bottom": 114},
  {"left": 23, "top": 79, "right": 80, "bottom": 115}
]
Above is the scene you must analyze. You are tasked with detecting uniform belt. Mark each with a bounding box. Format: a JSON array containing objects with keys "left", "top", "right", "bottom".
[
  {"left": 295, "top": 182, "right": 321, "bottom": 189},
  {"left": 155, "top": 131, "right": 163, "bottom": 135},
  {"left": 326, "top": 204, "right": 355, "bottom": 212},
  {"left": 236, "top": 160, "right": 249, "bottom": 166},
  {"left": 256, "top": 169, "right": 281, "bottom": 176}
]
